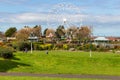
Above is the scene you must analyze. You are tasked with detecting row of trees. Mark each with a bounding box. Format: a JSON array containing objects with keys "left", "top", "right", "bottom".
[
  {"left": 1, "top": 25, "right": 119, "bottom": 53},
  {"left": 0, "top": 25, "right": 92, "bottom": 42},
  {"left": 44, "top": 25, "right": 91, "bottom": 42}
]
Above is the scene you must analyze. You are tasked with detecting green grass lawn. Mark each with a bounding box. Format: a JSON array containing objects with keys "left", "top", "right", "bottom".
[
  {"left": 0, "top": 76, "right": 102, "bottom": 80},
  {"left": 0, "top": 50, "right": 120, "bottom": 75}
]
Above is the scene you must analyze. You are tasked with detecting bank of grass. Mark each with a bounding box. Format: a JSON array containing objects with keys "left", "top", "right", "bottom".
[
  {"left": 0, "top": 51, "right": 120, "bottom": 75},
  {"left": 0, "top": 76, "right": 103, "bottom": 80}
]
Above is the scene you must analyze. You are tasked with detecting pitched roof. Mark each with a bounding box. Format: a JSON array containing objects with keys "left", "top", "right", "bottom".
[{"left": 94, "top": 37, "right": 109, "bottom": 41}]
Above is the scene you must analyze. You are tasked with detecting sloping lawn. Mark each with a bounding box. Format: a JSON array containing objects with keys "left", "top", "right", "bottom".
[{"left": 0, "top": 51, "right": 120, "bottom": 75}]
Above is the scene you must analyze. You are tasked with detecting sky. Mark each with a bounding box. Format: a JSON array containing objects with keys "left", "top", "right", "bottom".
[{"left": 0, "top": 0, "right": 120, "bottom": 36}]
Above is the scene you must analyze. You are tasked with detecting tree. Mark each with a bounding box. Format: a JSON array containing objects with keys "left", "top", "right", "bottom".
[
  {"left": 67, "top": 26, "right": 77, "bottom": 40},
  {"left": 43, "top": 28, "right": 55, "bottom": 37},
  {"left": 0, "top": 31, "right": 5, "bottom": 38},
  {"left": 5, "top": 27, "right": 17, "bottom": 37},
  {"left": 43, "top": 28, "right": 48, "bottom": 36},
  {"left": 15, "top": 28, "right": 32, "bottom": 41},
  {"left": 76, "top": 26, "right": 91, "bottom": 43},
  {"left": 55, "top": 25, "right": 66, "bottom": 38},
  {"left": 43, "top": 28, "right": 55, "bottom": 43},
  {"left": 33, "top": 25, "right": 42, "bottom": 37}
]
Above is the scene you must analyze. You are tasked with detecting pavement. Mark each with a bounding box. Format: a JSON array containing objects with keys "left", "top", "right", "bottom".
[{"left": 0, "top": 72, "right": 120, "bottom": 80}]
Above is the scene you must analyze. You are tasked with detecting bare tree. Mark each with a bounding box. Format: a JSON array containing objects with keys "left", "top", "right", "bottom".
[
  {"left": 15, "top": 27, "right": 32, "bottom": 41},
  {"left": 67, "top": 26, "right": 78, "bottom": 40},
  {"left": 33, "top": 25, "right": 42, "bottom": 37},
  {"left": 75, "top": 26, "right": 91, "bottom": 44}
]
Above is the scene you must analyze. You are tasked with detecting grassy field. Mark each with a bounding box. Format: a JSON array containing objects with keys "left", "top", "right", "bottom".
[
  {"left": 0, "top": 50, "right": 120, "bottom": 75},
  {"left": 0, "top": 76, "right": 102, "bottom": 80}
]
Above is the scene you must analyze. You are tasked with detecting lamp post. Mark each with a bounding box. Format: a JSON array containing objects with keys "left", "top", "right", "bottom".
[
  {"left": 90, "top": 41, "right": 92, "bottom": 57},
  {"left": 28, "top": 32, "right": 38, "bottom": 53},
  {"left": 90, "top": 27, "right": 93, "bottom": 57},
  {"left": 30, "top": 41, "right": 33, "bottom": 53}
]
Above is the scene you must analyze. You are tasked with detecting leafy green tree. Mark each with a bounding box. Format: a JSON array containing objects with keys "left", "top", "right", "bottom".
[{"left": 5, "top": 27, "right": 17, "bottom": 37}]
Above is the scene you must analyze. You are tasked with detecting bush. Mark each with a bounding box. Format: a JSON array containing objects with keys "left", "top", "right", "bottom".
[
  {"left": 97, "top": 46, "right": 109, "bottom": 52},
  {"left": 0, "top": 46, "right": 14, "bottom": 59},
  {"left": 54, "top": 43, "right": 63, "bottom": 50},
  {"left": 84, "top": 44, "right": 90, "bottom": 51},
  {"left": 33, "top": 42, "right": 43, "bottom": 50},
  {"left": 16, "top": 41, "right": 31, "bottom": 51},
  {"left": 114, "top": 45, "right": 120, "bottom": 50},
  {"left": 34, "top": 44, "right": 39, "bottom": 50},
  {"left": 76, "top": 44, "right": 97, "bottom": 51},
  {"left": 0, "top": 42, "right": 4, "bottom": 46},
  {"left": 63, "top": 44, "right": 69, "bottom": 50},
  {"left": 46, "top": 44, "right": 53, "bottom": 50},
  {"left": 77, "top": 46, "right": 84, "bottom": 50},
  {"left": 34, "top": 44, "right": 53, "bottom": 50}
]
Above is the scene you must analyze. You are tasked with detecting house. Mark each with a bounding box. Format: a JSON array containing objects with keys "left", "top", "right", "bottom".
[
  {"left": 28, "top": 36, "right": 39, "bottom": 42},
  {"left": 7, "top": 37, "right": 16, "bottom": 41},
  {"left": 107, "top": 37, "right": 118, "bottom": 42},
  {"left": 93, "top": 36, "right": 109, "bottom": 46},
  {"left": 46, "top": 33, "right": 54, "bottom": 38},
  {"left": 0, "top": 38, "right": 3, "bottom": 42},
  {"left": 94, "top": 37, "right": 109, "bottom": 41}
]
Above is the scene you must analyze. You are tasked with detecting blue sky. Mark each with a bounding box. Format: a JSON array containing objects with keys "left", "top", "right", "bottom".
[{"left": 0, "top": 0, "right": 120, "bottom": 36}]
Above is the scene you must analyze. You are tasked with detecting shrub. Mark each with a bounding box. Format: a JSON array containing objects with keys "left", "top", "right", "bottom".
[
  {"left": 112, "top": 49, "right": 116, "bottom": 53},
  {"left": 84, "top": 44, "right": 90, "bottom": 51},
  {"left": 54, "top": 43, "right": 63, "bottom": 50},
  {"left": 63, "top": 44, "right": 69, "bottom": 50},
  {"left": 0, "top": 46, "right": 14, "bottom": 59},
  {"left": 0, "top": 42, "right": 4, "bottom": 46},
  {"left": 89, "top": 44, "right": 97, "bottom": 51},
  {"left": 34, "top": 44, "right": 39, "bottom": 50},
  {"left": 97, "top": 46, "right": 109, "bottom": 52},
  {"left": 33, "top": 42, "right": 44, "bottom": 50},
  {"left": 114, "top": 45, "right": 120, "bottom": 50},
  {"left": 16, "top": 41, "right": 31, "bottom": 51},
  {"left": 76, "top": 44, "right": 97, "bottom": 51},
  {"left": 35, "top": 44, "right": 53, "bottom": 50},
  {"left": 10, "top": 41, "right": 18, "bottom": 50},
  {"left": 45, "top": 44, "right": 53, "bottom": 50},
  {"left": 77, "top": 46, "right": 84, "bottom": 50},
  {"left": 68, "top": 44, "right": 76, "bottom": 48}
]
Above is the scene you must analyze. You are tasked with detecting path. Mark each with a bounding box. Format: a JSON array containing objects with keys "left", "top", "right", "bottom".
[{"left": 0, "top": 72, "right": 120, "bottom": 80}]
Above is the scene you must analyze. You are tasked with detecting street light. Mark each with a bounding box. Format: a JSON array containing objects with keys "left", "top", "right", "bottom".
[
  {"left": 28, "top": 32, "right": 38, "bottom": 53},
  {"left": 90, "top": 27, "right": 93, "bottom": 57},
  {"left": 30, "top": 40, "right": 33, "bottom": 53}
]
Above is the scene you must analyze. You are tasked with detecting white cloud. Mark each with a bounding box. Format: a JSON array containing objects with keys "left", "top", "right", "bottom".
[
  {"left": 1, "top": 12, "right": 120, "bottom": 26},
  {"left": 0, "top": 0, "right": 28, "bottom": 4},
  {"left": 87, "top": 15, "right": 120, "bottom": 23},
  {"left": 0, "top": 13, "right": 85, "bottom": 24},
  {"left": 0, "top": 2, "right": 120, "bottom": 28},
  {"left": 96, "top": 15, "right": 120, "bottom": 23}
]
